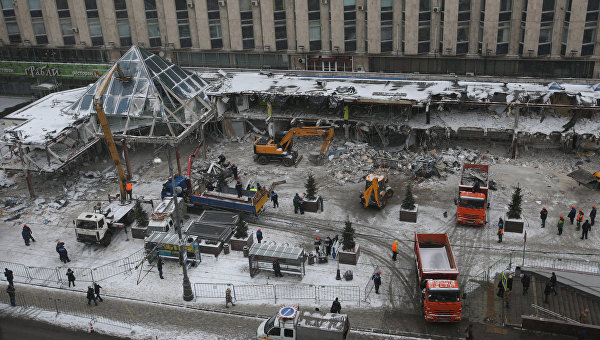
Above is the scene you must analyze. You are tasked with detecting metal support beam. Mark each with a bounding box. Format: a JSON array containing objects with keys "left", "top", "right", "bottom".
[{"left": 122, "top": 140, "right": 132, "bottom": 180}]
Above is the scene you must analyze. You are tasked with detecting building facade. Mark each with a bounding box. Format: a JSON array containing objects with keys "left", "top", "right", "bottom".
[{"left": 0, "top": 0, "right": 599, "bottom": 84}]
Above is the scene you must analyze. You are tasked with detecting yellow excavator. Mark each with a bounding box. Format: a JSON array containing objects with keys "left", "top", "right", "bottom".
[
  {"left": 253, "top": 126, "right": 334, "bottom": 167},
  {"left": 93, "top": 63, "right": 131, "bottom": 201},
  {"left": 360, "top": 174, "right": 394, "bottom": 208}
]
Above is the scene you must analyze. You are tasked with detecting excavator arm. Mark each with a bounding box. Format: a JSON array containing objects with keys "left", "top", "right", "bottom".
[
  {"left": 278, "top": 127, "right": 334, "bottom": 153},
  {"left": 94, "top": 63, "right": 130, "bottom": 201},
  {"left": 362, "top": 177, "right": 381, "bottom": 207}
]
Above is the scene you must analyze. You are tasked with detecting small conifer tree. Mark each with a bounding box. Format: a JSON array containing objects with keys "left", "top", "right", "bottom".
[
  {"left": 401, "top": 185, "right": 416, "bottom": 210},
  {"left": 133, "top": 199, "right": 148, "bottom": 226},
  {"left": 342, "top": 219, "right": 355, "bottom": 251},
  {"left": 305, "top": 173, "right": 317, "bottom": 200},
  {"left": 507, "top": 185, "right": 523, "bottom": 219},
  {"left": 233, "top": 214, "right": 248, "bottom": 239},
  {"left": 216, "top": 171, "right": 227, "bottom": 192}
]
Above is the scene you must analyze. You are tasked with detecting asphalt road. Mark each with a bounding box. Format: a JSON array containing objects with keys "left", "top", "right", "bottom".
[{"left": 0, "top": 315, "right": 123, "bottom": 340}]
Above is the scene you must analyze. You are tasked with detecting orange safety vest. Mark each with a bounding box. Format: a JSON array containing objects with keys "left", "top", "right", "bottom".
[
  {"left": 577, "top": 213, "right": 584, "bottom": 222},
  {"left": 126, "top": 182, "right": 132, "bottom": 191},
  {"left": 498, "top": 228, "right": 504, "bottom": 235},
  {"left": 392, "top": 242, "right": 398, "bottom": 252}
]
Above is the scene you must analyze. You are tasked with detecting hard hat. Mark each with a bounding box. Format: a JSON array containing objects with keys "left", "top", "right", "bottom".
[
  {"left": 579, "top": 210, "right": 583, "bottom": 212},
  {"left": 542, "top": 207, "right": 546, "bottom": 210},
  {"left": 594, "top": 206, "right": 597, "bottom": 209},
  {"left": 572, "top": 206, "right": 575, "bottom": 209},
  {"left": 377, "top": 271, "right": 381, "bottom": 274},
  {"left": 232, "top": 163, "right": 235, "bottom": 166},
  {"left": 24, "top": 224, "right": 27, "bottom": 227},
  {"left": 258, "top": 228, "right": 261, "bottom": 231},
  {"left": 317, "top": 237, "right": 320, "bottom": 240},
  {"left": 560, "top": 215, "right": 563, "bottom": 218}
]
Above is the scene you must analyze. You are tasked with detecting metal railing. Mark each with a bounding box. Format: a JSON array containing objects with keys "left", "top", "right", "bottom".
[{"left": 531, "top": 304, "right": 579, "bottom": 323}]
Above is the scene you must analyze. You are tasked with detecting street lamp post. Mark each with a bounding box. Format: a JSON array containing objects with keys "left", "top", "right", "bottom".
[{"left": 166, "top": 146, "right": 194, "bottom": 302}]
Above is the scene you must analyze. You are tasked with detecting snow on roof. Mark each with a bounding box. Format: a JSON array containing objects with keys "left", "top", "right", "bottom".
[
  {"left": 297, "top": 310, "right": 347, "bottom": 331},
  {"left": 3, "top": 87, "right": 88, "bottom": 144},
  {"left": 210, "top": 72, "right": 600, "bottom": 106}
]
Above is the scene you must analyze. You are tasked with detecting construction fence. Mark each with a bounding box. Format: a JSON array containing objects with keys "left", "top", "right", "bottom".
[
  {"left": 194, "top": 283, "right": 361, "bottom": 306},
  {"left": 0, "top": 249, "right": 144, "bottom": 286}
]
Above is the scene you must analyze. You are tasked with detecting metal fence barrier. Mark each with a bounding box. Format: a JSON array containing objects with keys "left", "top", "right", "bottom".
[
  {"left": 0, "top": 261, "right": 29, "bottom": 280},
  {"left": 27, "top": 266, "right": 62, "bottom": 284},
  {"left": 234, "top": 284, "right": 274, "bottom": 301},
  {"left": 194, "top": 283, "right": 233, "bottom": 299},
  {"left": 274, "top": 284, "right": 315, "bottom": 302},
  {"left": 56, "top": 267, "right": 95, "bottom": 283}
]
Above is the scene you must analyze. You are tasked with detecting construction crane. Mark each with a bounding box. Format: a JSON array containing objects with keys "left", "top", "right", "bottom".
[
  {"left": 360, "top": 174, "right": 393, "bottom": 209},
  {"left": 93, "top": 63, "right": 131, "bottom": 201},
  {"left": 253, "top": 126, "right": 334, "bottom": 167}
]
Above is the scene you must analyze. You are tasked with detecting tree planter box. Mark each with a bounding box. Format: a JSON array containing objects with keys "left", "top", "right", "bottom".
[
  {"left": 199, "top": 241, "right": 223, "bottom": 256},
  {"left": 303, "top": 196, "right": 323, "bottom": 213},
  {"left": 399, "top": 204, "right": 418, "bottom": 223},
  {"left": 230, "top": 235, "right": 253, "bottom": 251},
  {"left": 338, "top": 244, "right": 360, "bottom": 265},
  {"left": 504, "top": 217, "right": 524, "bottom": 233}
]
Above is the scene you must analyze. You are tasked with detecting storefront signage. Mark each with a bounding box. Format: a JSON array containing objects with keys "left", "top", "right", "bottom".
[{"left": 0, "top": 61, "right": 111, "bottom": 79}]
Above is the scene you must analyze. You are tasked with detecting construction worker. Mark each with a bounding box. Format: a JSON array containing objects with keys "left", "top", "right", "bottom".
[
  {"left": 497, "top": 223, "right": 504, "bottom": 243},
  {"left": 231, "top": 163, "right": 238, "bottom": 180},
  {"left": 293, "top": 193, "right": 300, "bottom": 214},
  {"left": 581, "top": 219, "right": 591, "bottom": 240},
  {"left": 298, "top": 196, "right": 305, "bottom": 214},
  {"left": 225, "top": 288, "right": 235, "bottom": 308},
  {"left": 373, "top": 271, "right": 382, "bottom": 294},
  {"left": 21, "top": 224, "right": 34, "bottom": 246},
  {"left": 271, "top": 191, "right": 279, "bottom": 208},
  {"left": 391, "top": 240, "right": 399, "bottom": 261},
  {"left": 256, "top": 228, "right": 263, "bottom": 243},
  {"left": 272, "top": 258, "right": 283, "bottom": 277},
  {"left": 314, "top": 237, "right": 322, "bottom": 253},
  {"left": 126, "top": 181, "right": 133, "bottom": 200},
  {"left": 235, "top": 179, "right": 243, "bottom": 198},
  {"left": 576, "top": 210, "right": 584, "bottom": 231},
  {"left": 590, "top": 206, "right": 596, "bottom": 227},
  {"left": 540, "top": 207, "right": 548, "bottom": 228},
  {"left": 218, "top": 153, "right": 226, "bottom": 165},
  {"left": 557, "top": 216, "right": 564, "bottom": 235},
  {"left": 568, "top": 206, "right": 576, "bottom": 225}
]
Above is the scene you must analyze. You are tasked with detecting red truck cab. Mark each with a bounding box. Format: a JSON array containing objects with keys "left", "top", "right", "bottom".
[
  {"left": 422, "top": 280, "right": 462, "bottom": 322},
  {"left": 456, "top": 163, "right": 489, "bottom": 226}
]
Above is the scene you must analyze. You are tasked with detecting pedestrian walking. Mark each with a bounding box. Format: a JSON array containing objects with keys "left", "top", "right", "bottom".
[
  {"left": 271, "top": 191, "right": 279, "bottom": 208},
  {"left": 93, "top": 282, "right": 103, "bottom": 302},
  {"left": 273, "top": 258, "right": 283, "bottom": 277},
  {"left": 325, "top": 236, "right": 333, "bottom": 256},
  {"left": 540, "top": 207, "right": 548, "bottom": 228},
  {"left": 218, "top": 153, "right": 226, "bottom": 165},
  {"left": 550, "top": 272, "right": 558, "bottom": 295},
  {"left": 544, "top": 282, "right": 552, "bottom": 303},
  {"left": 235, "top": 179, "right": 243, "bottom": 198},
  {"left": 392, "top": 240, "right": 399, "bottom": 261},
  {"left": 4, "top": 268, "right": 14, "bottom": 286},
  {"left": 580, "top": 308, "right": 590, "bottom": 324},
  {"left": 557, "top": 216, "right": 565, "bottom": 236},
  {"left": 66, "top": 268, "right": 76, "bottom": 287},
  {"left": 256, "top": 228, "right": 263, "bottom": 243},
  {"left": 373, "top": 271, "right": 382, "bottom": 294},
  {"left": 496, "top": 279, "right": 505, "bottom": 298},
  {"left": 590, "top": 206, "right": 597, "bottom": 227},
  {"left": 225, "top": 288, "right": 235, "bottom": 308},
  {"left": 465, "top": 323, "right": 474, "bottom": 340},
  {"left": 314, "top": 237, "right": 322, "bottom": 254},
  {"left": 157, "top": 256, "right": 164, "bottom": 279},
  {"left": 577, "top": 210, "right": 584, "bottom": 230},
  {"left": 521, "top": 274, "right": 530, "bottom": 295},
  {"left": 231, "top": 163, "right": 238, "bottom": 180},
  {"left": 330, "top": 297, "right": 341, "bottom": 313},
  {"left": 21, "top": 224, "right": 35, "bottom": 246},
  {"left": 126, "top": 182, "right": 133, "bottom": 200},
  {"left": 568, "top": 206, "right": 577, "bottom": 225},
  {"left": 293, "top": 193, "right": 300, "bottom": 214},
  {"left": 7, "top": 284, "right": 16, "bottom": 306},
  {"left": 581, "top": 220, "right": 591, "bottom": 240},
  {"left": 298, "top": 196, "right": 305, "bottom": 214},
  {"left": 57, "top": 243, "right": 70, "bottom": 263},
  {"left": 87, "top": 286, "right": 98, "bottom": 306},
  {"left": 497, "top": 224, "right": 504, "bottom": 243}
]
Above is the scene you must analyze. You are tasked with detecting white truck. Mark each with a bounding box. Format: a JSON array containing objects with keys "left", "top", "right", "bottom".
[
  {"left": 257, "top": 306, "right": 349, "bottom": 340},
  {"left": 74, "top": 200, "right": 134, "bottom": 246},
  {"left": 145, "top": 197, "right": 186, "bottom": 236}
]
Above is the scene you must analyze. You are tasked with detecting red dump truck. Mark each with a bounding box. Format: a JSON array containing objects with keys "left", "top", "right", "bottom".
[
  {"left": 414, "top": 233, "right": 461, "bottom": 322},
  {"left": 456, "top": 163, "right": 489, "bottom": 226}
]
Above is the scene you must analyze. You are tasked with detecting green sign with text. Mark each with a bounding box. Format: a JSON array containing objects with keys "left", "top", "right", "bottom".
[{"left": 0, "top": 61, "right": 111, "bottom": 79}]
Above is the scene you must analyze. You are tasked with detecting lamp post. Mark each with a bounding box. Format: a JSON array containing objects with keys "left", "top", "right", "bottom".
[{"left": 166, "top": 146, "right": 194, "bottom": 301}]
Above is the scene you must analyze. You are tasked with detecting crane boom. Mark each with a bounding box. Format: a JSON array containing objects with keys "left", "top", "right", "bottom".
[{"left": 93, "top": 63, "right": 129, "bottom": 201}]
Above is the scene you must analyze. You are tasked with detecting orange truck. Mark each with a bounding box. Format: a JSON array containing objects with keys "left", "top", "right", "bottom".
[
  {"left": 456, "top": 163, "right": 489, "bottom": 226},
  {"left": 414, "top": 233, "right": 461, "bottom": 322}
]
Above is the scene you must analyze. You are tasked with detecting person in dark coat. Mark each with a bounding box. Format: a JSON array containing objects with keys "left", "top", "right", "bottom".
[
  {"left": 271, "top": 191, "right": 279, "bottom": 208},
  {"left": 314, "top": 237, "right": 322, "bottom": 254},
  {"left": 581, "top": 220, "right": 591, "bottom": 240},
  {"left": 298, "top": 197, "right": 305, "bottom": 214},
  {"left": 206, "top": 182, "right": 215, "bottom": 191},
  {"left": 93, "top": 282, "right": 103, "bottom": 302},
  {"left": 330, "top": 297, "right": 341, "bottom": 313},
  {"left": 465, "top": 324, "right": 474, "bottom": 340},
  {"left": 256, "top": 183, "right": 261, "bottom": 191},
  {"left": 557, "top": 216, "right": 565, "bottom": 235},
  {"left": 225, "top": 287, "right": 235, "bottom": 308},
  {"left": 325, "top": 237, "right": 333, "bottom": 256},
  {"left": 235, "top": 179, "right": 243, "bottom": 198},
  {"left": 7, "top": 284, "right": 16, "bottom": 306},
  {"left": 472, "top": 181, "right": 480, "bottom": 193},
  {"left": 22, "top": 225, "right": 34, "bottom": 246},
  {"left": 218, "top": 153, "right": 226, "bottom": 165},
  {"left": 230, "top": 163, "right": 238, "bottom": 180},
  {"left": 550, "top": 272, "right": 558, "bottom": 295},
  {"left": 521, "top": 274, "right": 531, "bottom": 295},
  {"left": 157, "top": 256, "right": 164, "bottom": 279},
  {"left": 293, "top": 193, "right": 300, "bottom": 214},
  {"left": 272, "top": 258, "right": 283, "bottom": 277},
  {"left": 87, "top": 286, "right": 98, "bottom": 306},
  {"left": 66, "top": 268, "right": 76, "bottom": 287},
  {"left": 568, "top": 206, "right": 577, "bottom": 225},
  {"left": 58, "top": 244, "right": 70, "bottom": 263},
  {"left": 544, "top": 282, "right": 552, "bottom": 303},
  {"left": 507, "top": 275, "right": 513, "bottom": 291},
  {"left": 540, "top": 207, "right": 548, "bottom": 228},
  {"left": 590, "top": 206, "right": 597, "bottom": 227},
  {"left": 4, "top": 268, "right": 14, "bottom": 286},
  {"left": 256, "top": 229, "right": 263, "bottom": 243},
  {"left": 496, "top": 279, "right": 505, "bottom": 298},
  {"left": 373, "top": 271, "right": 382, "bottom": 294}
]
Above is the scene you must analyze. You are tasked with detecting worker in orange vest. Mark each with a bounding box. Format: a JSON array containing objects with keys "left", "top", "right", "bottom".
[
  {"left": 391, "top": 240, "right": 399, "bottom": 261},
  {"left": 576, "top": 210, "right": 584, "bottom": 231},
  {"left": 125, "top": 182, "right": 133, "bottom": 200},
  {"left": 497, "top": 223, "right": 504, "bottom": 243}
]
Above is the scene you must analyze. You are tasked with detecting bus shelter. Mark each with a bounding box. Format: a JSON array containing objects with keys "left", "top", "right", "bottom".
[{"left": 248, "top": 243, "right": 306, "bottom": 278}]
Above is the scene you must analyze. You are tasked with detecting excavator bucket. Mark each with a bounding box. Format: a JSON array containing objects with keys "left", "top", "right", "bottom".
[{"left": 308, "top": 153, "right": 326, "bottom": 166}]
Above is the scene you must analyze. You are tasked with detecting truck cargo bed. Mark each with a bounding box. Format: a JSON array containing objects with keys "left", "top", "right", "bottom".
[{"left": 419, "top": 247, "right": 452, "bottom": 271}]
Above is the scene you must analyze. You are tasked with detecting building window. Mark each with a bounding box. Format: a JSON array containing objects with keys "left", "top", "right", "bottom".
[
  {"left": 239, "top": 0, "right": 254, "bottom": 49},
  {"left": 175, "top": 0, "right": 192, "bottom": 48},
  {"left": 273, "top": 0, "right": 287, "bottom": 50},
  {"left": 380, "top": 0, "right": 393, "bottom": 52},
  {"left": 28, "top": 0, "right": 42, "bottom": 17},
  {"left": 582, "top": 1, "right": 599, "bottom": 56},
  {"left": 418, "top": 0, "right": 431, "bottom": 54},
  {"left": 308, "top": 0, "right": 320, "bottom": 51},
  {"left": 113, "top": 0, "right": 131, "bottom": 46},
  {"left": 538, "top": 0, "right": 554, "bottom": 56},
  {"left": 85, "top": 0, "right": 103, "bottom": 46},
  {"left": 343, "top": 0, "right": 357, "bottom": 52},
  {"left": 496, "top": 0, "right": 512, "bottom": 55},
  {"left": 28, "top": 0, "right": 47, "bottom": 44},
  {"left": 145, "top": 0, "right": 161, "bottom": 47},
  {"left": 207, "top": 0, "right": 222, "bottom": 49},
  {"left": 456, "top": 0, "right": 470, "bottom": 54},
  {"left": 55, "top": 0, "right": 74, "bottom": 45}
]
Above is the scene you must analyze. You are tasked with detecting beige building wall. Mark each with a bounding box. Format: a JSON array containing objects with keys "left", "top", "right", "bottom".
[
  {"left": 0, "top": 12, "right": 8, "bottom": 44},
  {"left": 330, "top": 0, "right": 344, "bottom": 53},
  {"left": 69, "top": 0, "right": 91, "bottom": 47},
  {"left": 443, "top": 1, "right": 458, "bottom": 55},
  {"left": 160, "top": 0, "right": 179, "bottom": 49},
  {"left": 41, "top": 0, "right": 61, "bottom": 47},
  {"left": 403, "top": 0, "right": 419, "bottom": 55},
  {"left": 129, "top": 0, "right": 148, "bottom": 47},
  {"left": 285, "top": 1, "right": 296, "bottom": 52},
  {"left": 187, "top": 4, "right": 199, "bottom": 49},
  {"left": 124, "top": 0, "right": 139, "bottom": 44},
  {"left": 393, "top": 0, "right": 403, "bottom": 54},
  {"left": 522, "top": 0, "right": 542, "bottom": 56},
  {"left": 319, "top": 1, "right": 330, "bottom": 52},
  {"left": 367, "top": 0, "right": 380, "bottom": 54},
  {"left": 468, "top": 0, "right": 481, "bottom": 55},
  {"left": 219, "top": 3, "right": 232, "bottom": 50},
  {"left": 508, "top": 0, "right": 524, "bottom": 56},
  {"left": 295, "top": 0, "right": 309, "bottom": 51},
  {"left": 550, "top": 0, "right": 567, "bottom": 56},
  {"left": 194, "top": 0, "right": 211, "bottom": 50},
  {"left": 227, "top": 0, "right": 242, "bottom": 50},
  {"left": 98, "top": 0, "right": 119, "bottom": 47},
  {"left": 15, "top": 0, "right": 34, "bottom": 44},
  {"left": 356, "top": 0, "right": 366, "bottom": 53},
  {"left": 430, "top": 0, "right": 442, "bottom": 55},
  {"left": 481, "top": 0, "right": 499, "bottom": 55},
  {"left": 260, "top": 0, "right": 275, "bottom": 51},
  {"left": 252, "top": 1, "right": 263, "bottom": 50},
  {"left": 565, "top": 0, "right": 587, "bottom": 57}
]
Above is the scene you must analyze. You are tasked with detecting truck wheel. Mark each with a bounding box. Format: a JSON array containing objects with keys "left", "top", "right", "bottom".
[
  {"left": 282, "top": 157, "right": 294, "bottom": 167},
  {"left": 102, "top": 232, "right": 112, "bottom": 247},
  {"left": 257, "top": 156, "right": 269, "bottom": 165}
]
